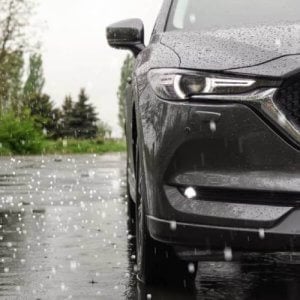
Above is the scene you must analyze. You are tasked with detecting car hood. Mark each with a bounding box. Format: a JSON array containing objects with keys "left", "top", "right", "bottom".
[{"left": 160, "top": 23, "right": 300, "bottom": 75}]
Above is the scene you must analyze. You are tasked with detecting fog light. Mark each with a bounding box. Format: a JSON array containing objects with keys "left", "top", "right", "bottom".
[{"left": 184, "top": 187, "right": 197, "bottom": 199}]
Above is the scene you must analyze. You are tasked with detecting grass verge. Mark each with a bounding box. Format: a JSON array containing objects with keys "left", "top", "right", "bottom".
[
  {"left": 0, "top": 139, "right": 126, "bottom": 156},
  {"left": 42, "top": 139, "right": 126, "bottom": 155},
  {"left": 0, "top": 144, "right": 12, "bottom": 156}
]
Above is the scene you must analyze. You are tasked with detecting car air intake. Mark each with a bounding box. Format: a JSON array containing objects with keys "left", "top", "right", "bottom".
[
  {"left": 274, "top": 75, "right": 300, "bottom": 128},
  {"left": 178, "top": 186, "right": 300, "bottom": 206}
]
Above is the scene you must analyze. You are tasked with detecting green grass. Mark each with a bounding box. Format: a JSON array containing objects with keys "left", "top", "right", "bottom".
[
  {"left": 42, "top": 139, "right": 126, "bottom": 155},
  {"left": 0, "top": 144, "right": 12, "bottom": 156},
  {"left": 0, "top": 138, "right": 126, "bottom": 156}
]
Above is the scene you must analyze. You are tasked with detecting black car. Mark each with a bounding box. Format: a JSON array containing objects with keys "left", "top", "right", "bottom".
[{"left": 107, "top": 0, "right": 300, "bottom": 284}]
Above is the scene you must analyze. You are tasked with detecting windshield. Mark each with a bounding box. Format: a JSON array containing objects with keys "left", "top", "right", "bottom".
[{"left": 166, "top": 0, "right": 300, "bottom": 31}]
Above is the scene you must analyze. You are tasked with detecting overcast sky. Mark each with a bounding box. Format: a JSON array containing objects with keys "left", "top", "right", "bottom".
[{"left": 36, "top": 0, "right": 163, "bottom": 137}]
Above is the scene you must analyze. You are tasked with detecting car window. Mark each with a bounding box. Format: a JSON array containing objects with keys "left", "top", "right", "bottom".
[{"left": 167, "top": 0, "right": 300, "bottom": 31}]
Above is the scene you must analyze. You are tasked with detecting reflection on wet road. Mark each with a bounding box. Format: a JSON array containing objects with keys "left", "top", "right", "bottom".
[{"left": 0, "top": 153, "right": 300, "bottom": 299}]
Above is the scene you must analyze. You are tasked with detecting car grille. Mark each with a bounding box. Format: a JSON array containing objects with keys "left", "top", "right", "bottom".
[{"left": 274, "top": 75, "right": 300, "bottom": 128}]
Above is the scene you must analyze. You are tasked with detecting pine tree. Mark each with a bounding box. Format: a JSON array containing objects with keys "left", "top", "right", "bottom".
[
  {"left": 61, "top": 95, "right": 74, "bottom": 137},
  {"left": 21, "top": 53, "right": 62, "bottom": 138},
  {"left": 63, "top": 95, "right": 73, "bottom": 114},
  {"left": 117, "top": 55, "right": 133, "bottom": 137},
  {"left": 70, "top": 89, "right": 98, "bottom": 139},
  {"left": 0, "top": 50, "right": 24, "bottom": 114},
  {"left": 24, "top": 93, "right": 59, "bottom": 135},
  {"left": 23, "top": 54, "right": 45, "bottom": 100},
  {"left": 46, "top": 107, "right": 62, "bottom": 139}
]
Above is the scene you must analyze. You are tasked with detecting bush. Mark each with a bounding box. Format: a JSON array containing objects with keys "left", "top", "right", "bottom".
[{"left": 0, "top": 113, "right": 44, "bottom": 155}]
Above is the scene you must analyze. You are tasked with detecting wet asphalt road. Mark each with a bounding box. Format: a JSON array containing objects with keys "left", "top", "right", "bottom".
[{"left": 1, "top": 153, "right": 300, "bottom": 299}]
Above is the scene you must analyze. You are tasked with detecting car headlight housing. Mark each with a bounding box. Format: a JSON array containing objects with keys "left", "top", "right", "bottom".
[{"left": 148, "top": 68, "right": 257, "bottom": 101}]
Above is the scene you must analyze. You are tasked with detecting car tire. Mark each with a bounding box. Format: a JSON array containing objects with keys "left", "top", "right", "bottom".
[
  {"left": 126, "top": 158, "right": 136, "bottom": 233},
  {"left": 135, "top": 148, "right": 198, "bottom": 286}
]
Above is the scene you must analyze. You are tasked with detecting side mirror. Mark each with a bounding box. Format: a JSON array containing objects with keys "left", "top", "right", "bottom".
[{"left": 106, "top": 19, "right": 145, "bottom": 56}]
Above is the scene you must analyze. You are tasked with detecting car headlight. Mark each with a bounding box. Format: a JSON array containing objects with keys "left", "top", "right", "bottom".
[{"left": 148, "top": 68, "right": 257, "bottom": 101}]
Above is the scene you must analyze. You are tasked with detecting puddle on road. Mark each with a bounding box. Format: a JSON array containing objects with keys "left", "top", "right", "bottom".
[
  {"left": 0, "top": 154, "right": 129, "bottom": 299},
  {"left": 0, "top": 154, "right": 300, "bottom": 299},
  {"left": 126, "top": 230, "right": 300, "bottom": 300}
]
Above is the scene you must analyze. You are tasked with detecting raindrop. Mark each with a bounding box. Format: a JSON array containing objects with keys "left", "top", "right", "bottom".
[
  {"left": 210, "top": 120, "right": 217, "bottom": 132},
  {"left": 259, "top": 228, "right": 265, "bottom": 240},
  {"left": 184, "top": 187, "right": 197, "bottom": 199},
  {"left": 224, "top": 247, "right": 233, "bottom": 261},
  {"left": 70, "top": 261, "right": 77, "bottom": 271},
  {"left": 189, "top": 14, "right": 196, "bottom": 24},
  {"left": 275, "top": 38, "right": 282, "bottom": 48},
  {"left": 170, "top": 221, "right": 177, "bottom": 231},
  {"left": 61, "top": 283, "right": 66, "bottom": 291},
  {"left": 188, "top": 263, "right": 196, "bottom": 274},
  {"left": 147, "top": 294, "right": 152, "bottom": 300},
  {"left": 88, "top": 170, "right": 95, "bottom": 178}
]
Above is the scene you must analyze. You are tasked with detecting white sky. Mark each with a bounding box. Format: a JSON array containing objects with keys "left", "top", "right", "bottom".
[{"left": 36, "top": 0, "right": 163, "bottom": 137}]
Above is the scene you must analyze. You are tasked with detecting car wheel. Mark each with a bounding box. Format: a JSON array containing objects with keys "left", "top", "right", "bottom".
[
  {"left": 126, "top": 158, "right": 136, "bottom": 233},
  {"left": 135, "top": 148, "right": 198, "bottom": 286}
]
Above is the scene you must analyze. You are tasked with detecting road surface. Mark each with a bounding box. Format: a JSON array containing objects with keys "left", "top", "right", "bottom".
[{"left": 0, "top": 153, "right": 300, "bottom": 299}]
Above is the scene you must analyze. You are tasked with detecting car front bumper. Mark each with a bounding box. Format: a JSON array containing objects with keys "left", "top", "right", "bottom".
[
  {"left": 138, "top": 87, "right": 300, "bottom": 252},
  {"left": 147, "top": 209, "right": 300, "bottom": 253}
]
